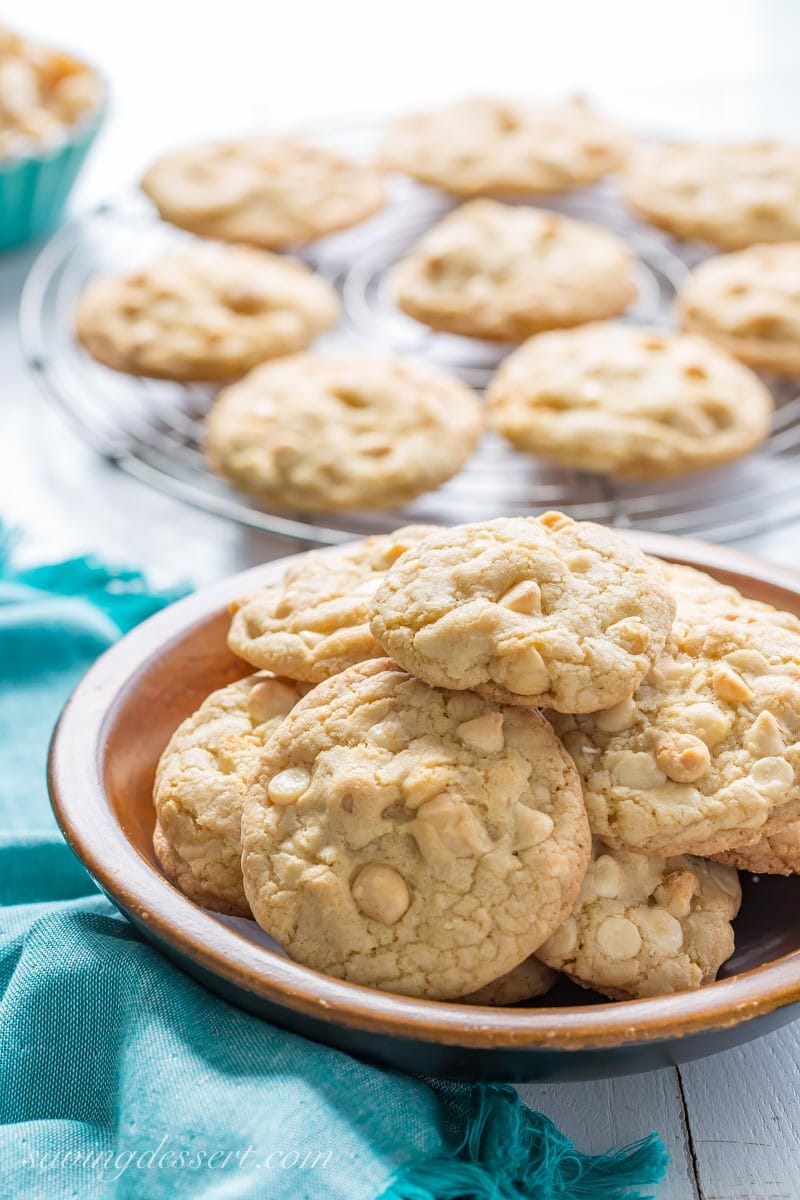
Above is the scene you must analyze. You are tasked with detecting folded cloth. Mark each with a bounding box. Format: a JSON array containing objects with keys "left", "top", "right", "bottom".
[{"left": 0, "top": 530, "right": 668, "bottom": 1199}]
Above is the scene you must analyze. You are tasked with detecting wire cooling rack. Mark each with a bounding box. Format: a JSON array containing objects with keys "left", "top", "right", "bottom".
[{"left": 19, "top": 122, "right": 800, "bottom": 545}]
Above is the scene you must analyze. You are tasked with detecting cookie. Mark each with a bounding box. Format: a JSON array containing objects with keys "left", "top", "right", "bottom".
[
  {"left": 461, "top": 957, "right": 557, "bottom": 1006},
  {"left": 551, "top": 605, "right": 800, "bottom": 858},
  {"left": 205, "top": 354, "right": 483, "bottom": 512},
  {"left": 714, "top": 821, "right": 800, "bottom": 876},
  {"left": 370, "top": 512, "right": 675, "bottom": 714},
  {"left": 625, "top": 141, "right": 800, "bottom": 250},
  {"left": 662, "top": 561, "right": 800, "bottom": 634},
  {"left": 381, "top": 96, "right": 630, "bottom": 198},
  {"left": 228, "top": 527, "right": 437, "bottom": 682},
  {"left": 141, "top": 136, "right": 386, "bottom": 249},
  {"left": 389, "top": 200, "right": 637, "bottom": 342},
  {"left": 75, "top": 244, "right": 340, "bottom": 382},
  {"left": 487, "top": 324, "right": 773, "bottom": 479},
  {"left": 537, "top": 842, "right": 740, "bottom": 999},
  {"left": 680, "top": 243, "right": 800, "bottom": 376},
  {"left": 153, "top": 672, "right": 306, "bottom": 916},
  {"left": 240, "top": 658, "right": 590, "bottom": 999}
]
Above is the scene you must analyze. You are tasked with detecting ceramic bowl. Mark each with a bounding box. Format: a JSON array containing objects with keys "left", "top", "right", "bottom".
[{"left": 48, "top": 532, "right": 800, "bottom": 1082}]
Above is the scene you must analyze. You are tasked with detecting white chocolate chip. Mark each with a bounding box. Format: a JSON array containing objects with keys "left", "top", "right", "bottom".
[
  {"left": 351, "top": 863, "right": 410, "bottom": 925},
  {"left": 514, "top": 805, "right": 555, "bottom": 852},
  {"left": 594, "top": 697, "right": 637, "bottom": 733},
  {"left": 268, "top": 766, "right": 311, "bottom": 805},
  {"left": 706, "top": 861, "right": 741, "bottom": 898},
  {"left": 749, "top": 756, "right": 794, "bottom": 798},
  {"left": 492, "top": 643, "right": 550, "bottom": 696},
  {"left": 594, "top": 854, "right": 622, "bottom": 898},
  {"left": 370, "top": 720, "right": 407, "bottom": 751},
  {"left": 634, "top": 907, "right": 684, "bottom": 954},
  {"left": 713, "top": 663, "right": 753, "bottom": 704},
  {"left": 457, "top": 712, "right": 505, "bottom": 754},
  {"left": 596, "top": 915, "right": 642, "bottom": 960},
  {"left": 613, "top": 752, "right": 667, "bottom": 789},
  {"left": 545, "top": 918, "right": 578, "bottom": 958},
  {"left": 725, "top": 649, "right": 770, "bottom": 674},
  {"left": 744, "top": 711, "right": 786, "bottom": 758},
  {"left": 412, "top": 793, "right": 493, "bottom": 866},
  {"left": 607, "top": 617, "right": 650, "bottom": 655},
  {"left": 247, "top": 678, "right": 298, "bottom": 723},
  {"left": 684, "top": 701, "right": 731, "bottom": 746},
  {"left": 499, "top": 579, "right": 542, "bottom": 615}
]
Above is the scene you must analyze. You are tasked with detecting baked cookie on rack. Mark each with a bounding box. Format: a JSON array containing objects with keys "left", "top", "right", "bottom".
[
  {"left": 153, "top": 672, "right": 307, "bottom": 916},
  {"left": 537, "top": 842, "right": 741, "bottom": 999},
  {"left": 205, "top": 354, "right": 482, "bottom": 512},
  {"left": 625, "top": 141, "right": 800, "bottom": 249},
  {"left": 369, "top": 512, "right": 675, "bottom": 713},
  {"left": 141, "top": 136, "right": 386, "bottom": 249},
  {"left": 679, "top": 243, "right": 800, "bottom": 376},
  {"left": 551, "top": 604, "right": 800, "bottom": 858},
  {"left": 389, "top": 200, "right": 636, "bottom": 341},
  {"left": 487, "top": 323, "right": 773, "bottom": 478},
  {"left": 228, "top": 526, "right": 436, "bottom": 682},
  {"left": 240, "top": 658, "right": 590, "bottom": 999},
  {"left": 381, "top": 95, "right": 630, "bottom": 197},
  {"left": 75, "top": 244, "right": 340, "bottom": 382}
]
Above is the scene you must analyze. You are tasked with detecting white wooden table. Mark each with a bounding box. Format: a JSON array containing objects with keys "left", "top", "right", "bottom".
[{"left": 3, "top": 4, "right": 800, "bottom": 1194}]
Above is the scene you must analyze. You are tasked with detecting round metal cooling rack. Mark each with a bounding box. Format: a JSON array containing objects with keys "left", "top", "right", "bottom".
[{"left": 19, "top": 124, "right": 800, "bottom": 545}]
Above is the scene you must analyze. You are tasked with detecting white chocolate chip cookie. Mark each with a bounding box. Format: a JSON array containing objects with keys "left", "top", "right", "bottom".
[
  {"left": 153, "top": 672, "right": 306, "bottom": 916},
  {"left": 625, "top": 142, "right": 800, "bottom": 250},
  {"left": 487, "top": 324, "right": 773, "bottom": 479},
  {"left": 461, "top": 957, "right": 557, "bottom": 1006},
  {"left": 662, "top": 561, "right": 800, "bottom": 634},
  {"left": 205, "top": 354, "right": 483, "bottom": 512},
  {"left": 75, "top": 245, "right": 340, "bottom": 382},
  {"left": 228, "top": 527, "right": 437, "bottom": 682},
  {"left": 370, "top": 513, "right": 675, "bottom": 714},
  {"left": 389, "top": 200, "right": 637, "bottom": 342},
  {"left": 714, "top": 821, "right": 800, "bottom": 876},
  {"left": 142, "top": 137, "right": 386, "bottom": 249},
  {"left": 240, "top": 658, "right": 590, "bottom": 999},
  {"left": 381, "top": 96, "right": 631, "bottom": 198},
  {"left": 680, "top": 243, "right": 800, "bottom": 376},
  {"left": 552, "top": 606, "right": 800, "bottom": 858},
  {"left": 537, "top": 841, "right": 740, "bottom": 999}
]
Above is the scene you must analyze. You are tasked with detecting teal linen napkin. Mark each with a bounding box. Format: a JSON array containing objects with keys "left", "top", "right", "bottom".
[{"left": 0, "top": 530, "right": 668, "bottom": 1199}]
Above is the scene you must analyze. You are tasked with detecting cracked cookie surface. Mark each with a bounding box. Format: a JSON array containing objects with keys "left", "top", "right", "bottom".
[
  {"left": 240, "top": 658, "right": 590, "bottom": 999},
  {"left": 205, "top": 354, "right": 482, "bottom": 512},
  {"left": 389, "top": 200, "right": 636, "bottom": 342},
  {"left": 625, "top": 141, "right": 800, "bottom": 249},
  {"left": 487, "top": 324, "right": 773, "bottom": 479},
  {"left": 76, "top": 244, "right": 340, "bottom": 382},
  {"left": 381, "top": 96, "right": 630, "bottom": 198},
  {"left": 680, "top": 243, "right": 800, "bottom": 376},
  {"left": 552, "top": 602, "right": 800, "bottom": 857},
  {"left": 370, "top": 513, "right": 675, "bottom": 714},
  {"left": 228, "top": 527, "right": 436, "bottom": 682},
  {"left": 153, "top": 672, "right": 306, "bottom": 915},
  {"left": 142, "top": 136, "right": 386, "bottom": 249},
  {"left": 537, "top": 841, "right": 740, "bottom": 999}
]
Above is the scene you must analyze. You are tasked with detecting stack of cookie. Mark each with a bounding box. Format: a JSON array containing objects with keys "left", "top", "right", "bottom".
[{"left": 153, "top": 512, "right": 800, "bottom": 1004}]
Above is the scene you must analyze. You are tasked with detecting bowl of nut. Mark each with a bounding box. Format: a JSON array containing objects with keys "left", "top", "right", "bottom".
[{"left": 48, "top": 515, "right": 800, "bottom": 1081}]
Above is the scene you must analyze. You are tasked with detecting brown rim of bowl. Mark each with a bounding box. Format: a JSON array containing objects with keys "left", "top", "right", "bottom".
[{"left": 48, "top": 529, "right": 800, "bottom": 1052}]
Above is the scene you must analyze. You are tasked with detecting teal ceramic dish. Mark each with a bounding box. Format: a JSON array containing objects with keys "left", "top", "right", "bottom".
[{"left": 0, "top": 103, "right": 104, "bottom": 253}]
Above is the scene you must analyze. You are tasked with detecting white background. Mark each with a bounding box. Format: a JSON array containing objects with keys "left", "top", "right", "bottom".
[{"left": 3, "top": 5, "right": 800, "bottom": 1196}]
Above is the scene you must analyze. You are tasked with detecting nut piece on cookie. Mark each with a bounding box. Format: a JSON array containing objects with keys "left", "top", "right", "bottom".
[
  {"left": 205, "top": 354, "right": 483, "bottom": 512},
  {"left": 369, "top": 513, "right": 675, "bottom": 714},
  {"left": 714, "top": 820, "right": 800, "bottom": 876},
  {"left": 487, "top": 323, "right": 773, "bottom": 479},
  {"left": 381, "top": 96, "right": 631, "bottom": 198},
  {"left": 75, "top": 244, "right": 340, "bottom": 382},
  {"left": 389, "top": 201, "right": 637, "bottom": 342},
  {"left": 142, "top": 136, "right": 386, "bottom": 249},
  {"left": 624, "top": 141, "right": 800, "bottom": 249},
  {"left": 153, "top": 672, "right": 307, "bottom": 916},
  {"left": 227, "top": 526, "right": 437, "bottom": 681},
  {"left": 552, "top": 589, "right": 800, "bottom": 858},
  {"left": 537, "top": 841, "right": 741, "bottom": 999},
  {"left": 240, "top": 659, "right": 590, "bottom": 999},
  {"left": 461, "top": 957, "right": 558, "bottom": 1006},
  {"left": 679, "top": 243, "right": 800, "bottom": 377}
]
